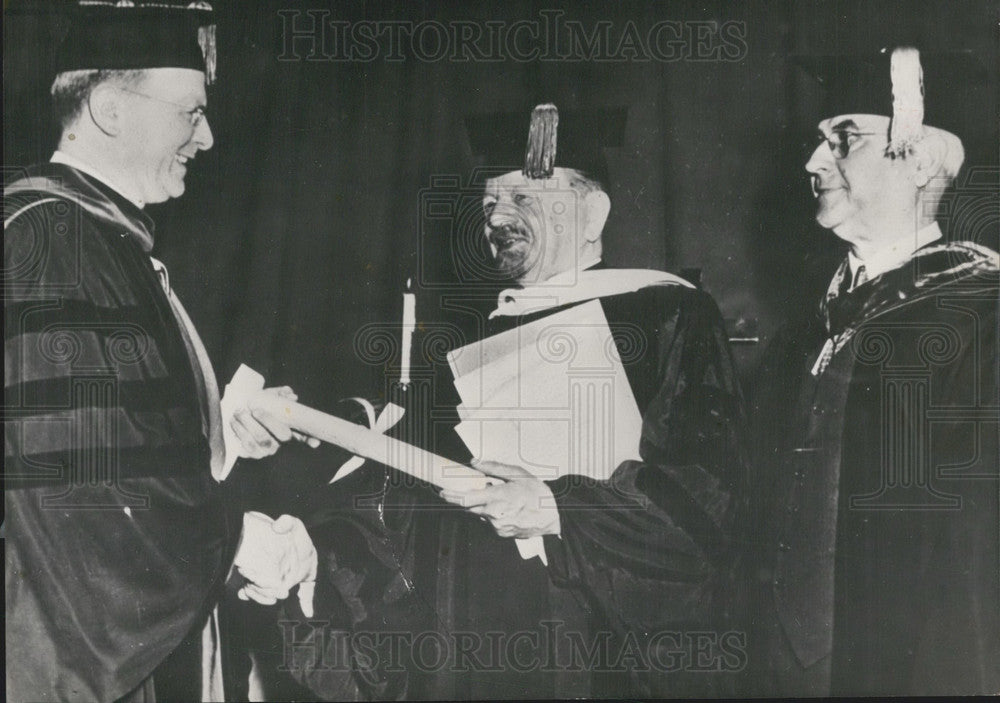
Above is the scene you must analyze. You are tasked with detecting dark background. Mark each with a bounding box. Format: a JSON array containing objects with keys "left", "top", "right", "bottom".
[
  {"left": 5, "top": 2, "right": 997, "bottom": 697},
  {"left": 5, "top": 0, "right": 998, "bottom": 411}
]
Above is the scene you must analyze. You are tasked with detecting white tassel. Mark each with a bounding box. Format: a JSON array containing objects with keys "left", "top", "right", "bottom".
[
  {"left": 887, "top": 47, "right": 924, "bottom": 157},
  {"left": 198, "top": 23, "right": 217, "bottom": 85}
]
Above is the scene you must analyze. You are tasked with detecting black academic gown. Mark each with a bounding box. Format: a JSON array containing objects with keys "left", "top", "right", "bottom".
[
  {"left": 287, "top": 272, "right": 747, "bottom": 700},
  {"left": 748, "top": 240, "right": 1000, "bottom": 696},
  {"left": 533, "top": 284, "right": 748, "bottom": 698},
  {"left": 4, "top": 164, "right": 241, "bottom": 702}
]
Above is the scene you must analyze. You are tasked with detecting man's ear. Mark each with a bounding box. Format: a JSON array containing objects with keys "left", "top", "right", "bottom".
[
  {"left": 87, "top": 84, "right": 123, "bottom": 137},
  {"left": 911, "top": 130, "right": 948, "bottom": 188},
  {"left": 582, "top": 190, "right": 610, "bottom": 243}
]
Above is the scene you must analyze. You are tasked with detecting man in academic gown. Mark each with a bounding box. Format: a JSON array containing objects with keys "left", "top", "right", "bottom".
[
  {"left": 287, "top": 105, "right": 748, "bottom": 699},
  {"left": 748, "top": 47, "right": 1000, "bottom": 696},
  {"left": 5, "top": 4, "right": 317, "bottom": 701}
]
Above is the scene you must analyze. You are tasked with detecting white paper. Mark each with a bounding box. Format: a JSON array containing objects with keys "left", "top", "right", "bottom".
[
  {"left": 218, "top": 364, "right": 266, "bottom": 481},
  {"left": 447, "top": 300, "right": 643, "bottom": 561}
]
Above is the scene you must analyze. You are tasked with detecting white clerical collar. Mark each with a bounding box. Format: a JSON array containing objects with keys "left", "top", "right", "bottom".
[
  {"left": 490, "top": 265, "right": 694, "bottom": 319},
  {"left": 50, "top": 151, "right": 145, "bottom": 209},
  {"left": 847, "top": 221, "right": 943, "bottom": 287}
]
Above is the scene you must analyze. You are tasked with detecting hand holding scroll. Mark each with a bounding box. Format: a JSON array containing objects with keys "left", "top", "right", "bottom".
[
  {"left": 440, "top": 460, "right": 562, "bottom": 539},
  {"left": 230, "top": 386, "right": 321, "bottom": 459},
  {"left": 219, "top": 366, "right": 320, "bottom": 480}
]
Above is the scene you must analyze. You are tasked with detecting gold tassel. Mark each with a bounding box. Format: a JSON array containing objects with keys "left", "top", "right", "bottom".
[
  {"left": 523, "top": 104, "right": 558, "bottom": 179},
  {"left": 887, "top": 47, "right": 924, "bottom": 157}
]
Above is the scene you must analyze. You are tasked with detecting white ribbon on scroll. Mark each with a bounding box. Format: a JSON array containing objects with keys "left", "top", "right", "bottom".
[
  {"left": 330, "top": 398, "right": 405, "bottom": 483},
  {"left": 228, "top": 365, "right": 494, "bottom": 493}
]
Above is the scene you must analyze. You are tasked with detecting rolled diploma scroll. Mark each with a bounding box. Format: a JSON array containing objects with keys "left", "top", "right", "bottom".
[{"left": 252, "top": 392, "right": 495, "bottom": 493}]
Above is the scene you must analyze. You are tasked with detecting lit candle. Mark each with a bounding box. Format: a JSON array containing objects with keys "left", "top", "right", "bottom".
[{"left": 400, "top": 278, "right": 415, "bottom": 387}]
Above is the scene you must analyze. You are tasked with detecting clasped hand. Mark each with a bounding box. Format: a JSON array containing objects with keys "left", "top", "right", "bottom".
[
  {"left": 440, "top": 460, "right": 561, "bottom": 539},
  {"left": 233, "top": 511, "right": 318, "bottom": 617}
]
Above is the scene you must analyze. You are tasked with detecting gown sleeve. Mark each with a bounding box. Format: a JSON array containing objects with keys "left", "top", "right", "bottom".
[{"left": 543, "top": 289, "right": 748, "bottom": 632}]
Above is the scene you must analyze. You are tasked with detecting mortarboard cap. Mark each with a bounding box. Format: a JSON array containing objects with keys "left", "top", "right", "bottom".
[
  {"left": 56, "top": 1, "right": 217, "bottom": 84},
  {"left": 793, "top": 47, "right": 987, "bottom": 148},
  {"left": 465, "top": 105, "right": 627, "bottom": 188}
]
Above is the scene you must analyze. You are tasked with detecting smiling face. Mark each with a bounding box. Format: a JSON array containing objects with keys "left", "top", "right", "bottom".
[
  {"left": 805, "top": 114, "right": 919, "bottom": 244},
  {"left": 116, "top": 68, "right": 214, "bottom": 204},
  {"left": 482, "top": 168, "right": 591, "bottom": 284}
]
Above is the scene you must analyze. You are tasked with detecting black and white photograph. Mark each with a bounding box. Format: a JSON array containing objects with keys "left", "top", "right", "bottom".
[{"left": 4, "top": 1, "right": 998, "bottom": 700}]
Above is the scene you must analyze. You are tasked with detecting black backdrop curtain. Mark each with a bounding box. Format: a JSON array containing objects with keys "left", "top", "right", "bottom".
[
  {"left": 5, "top": 1, "right": 997, "bottom": 698},
  {"left": 6, "top": 0, "right": 998, "bottom": 538},
  {"left": 7, "top": 0, "right": 997, "bottom": 407}
]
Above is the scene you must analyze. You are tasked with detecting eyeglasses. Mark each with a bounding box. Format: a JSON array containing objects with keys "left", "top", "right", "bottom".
[
  {"left": 815, "top": 129, "right": 882, "bottom": 159},
  {"left": 118, "top": 88, "right": 208, "bottom": 129}
]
